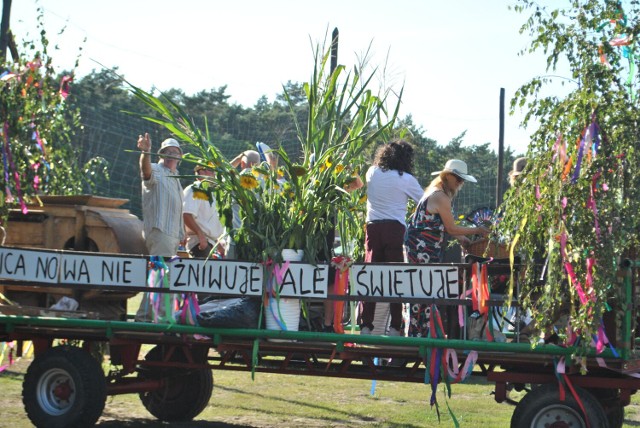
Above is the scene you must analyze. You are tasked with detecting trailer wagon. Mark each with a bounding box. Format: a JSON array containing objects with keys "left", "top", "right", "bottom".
[{"left": 0, "top": 244, "right": 638, "bottom": 428}]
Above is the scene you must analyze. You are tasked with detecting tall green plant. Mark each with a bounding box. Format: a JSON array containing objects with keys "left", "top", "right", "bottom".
[
  {"left": 498, "top": 0, "right": 640, "bottom": 352},
  {"left": 125, "top": 38, "right": 402, "bottom": 263}
]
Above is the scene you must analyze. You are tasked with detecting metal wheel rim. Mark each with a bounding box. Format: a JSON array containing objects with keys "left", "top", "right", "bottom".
[
  {"left": 531, "top": 403, "right": 585, "bottom": 428},
  {"left": 36, "top": 368, "right": 76, "bottom": 416}
]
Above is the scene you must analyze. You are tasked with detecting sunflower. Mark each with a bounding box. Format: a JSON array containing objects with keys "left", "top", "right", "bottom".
[
  {"left": 192, "top": 189, "right": 210, "bottom": 201},
  {"left": 291, "top": 165, "right": 307, "bottom": 177},
  {"left": 239, "top": 173, "right": 259, "bottom": 189},
  {"left": 191, "top": 180, "right": 215, "bottom": 205}
]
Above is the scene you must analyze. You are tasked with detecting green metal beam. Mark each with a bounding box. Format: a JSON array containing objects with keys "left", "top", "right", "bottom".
[{"left": 0, "top": 314, "right": 620, "bottom": 359}]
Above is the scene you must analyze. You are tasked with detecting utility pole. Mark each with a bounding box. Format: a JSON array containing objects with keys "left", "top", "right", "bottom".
[
  {"left": 496, "top": 88, "right": 505, "bottom": 207},
  {"left": 0, "top": 0, "right": 12, "bottom": 62},
  {"left": 330, "top": 27, "right": 339, "bottom": 75}
]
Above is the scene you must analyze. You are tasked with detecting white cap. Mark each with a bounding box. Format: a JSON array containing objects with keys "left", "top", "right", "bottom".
[{"left": 158, "top": 138, "right": 182, "bottom": 155}]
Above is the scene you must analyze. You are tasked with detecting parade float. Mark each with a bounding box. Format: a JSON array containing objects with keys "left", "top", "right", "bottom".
[{"left": 2, "top": 3, "right": 640, "bottom": 427}]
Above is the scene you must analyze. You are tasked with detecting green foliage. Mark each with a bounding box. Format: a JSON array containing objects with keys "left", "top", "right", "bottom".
[
  {"left": 0, "top": 9, "right": 105, "bottom": 225},
  {"left": 499, "top": 0, "right": 640, "bottom": 351},
  {"left": 124, "top": 38, "right": 401, "bottom": 263},
  {"left": 274, "top": 40, "right": 401, "bottom": 262}
]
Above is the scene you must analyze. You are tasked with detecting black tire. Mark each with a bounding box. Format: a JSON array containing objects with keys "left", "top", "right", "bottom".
[
  {"left": 511, "top": 383, "right": 609, "bottom": 428},
  {"left": 588, "top": 388, "right": 624, "bottom": 428},
  {"left": 606, "top": 404, "right": 624, "bottom": 428},
  {"left": 22, "top": 345, "right": 106, "bottom": 428},
  {"left": 138, "top": 345, "right": 213, "bottom": 422}
]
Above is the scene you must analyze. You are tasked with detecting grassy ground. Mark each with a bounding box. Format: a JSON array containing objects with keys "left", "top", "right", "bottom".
[{"left": 2, "top": 352, "right": 640, "bottom": 427}]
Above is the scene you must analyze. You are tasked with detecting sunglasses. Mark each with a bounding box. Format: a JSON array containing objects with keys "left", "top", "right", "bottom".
[
  {"left": 452, "top": 174, "right": 464, "bottom": 184},
  {"left": 163, "top": 150, "right": 182, "bottom": 157}
]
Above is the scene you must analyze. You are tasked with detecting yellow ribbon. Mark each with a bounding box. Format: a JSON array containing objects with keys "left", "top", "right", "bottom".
[{"left": 508, "top": 216, "right": 528, "bottom": 307}]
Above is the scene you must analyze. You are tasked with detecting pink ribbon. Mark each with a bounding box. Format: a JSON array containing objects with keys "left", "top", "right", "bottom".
[
  {"left": 59, "top": 75, "right": 72, "bottom": 99},
  {"left": 564, "top": 262, "right": 589, "bottom": 305},
  {"left": 445, "top": 349, "right": 477, "bottom": 383},
  {"left": 588, "top": 172, "right": 602, "bottom": 240},
  {"left": 3, "top": 122, "right": 27, "bottom": 214}
]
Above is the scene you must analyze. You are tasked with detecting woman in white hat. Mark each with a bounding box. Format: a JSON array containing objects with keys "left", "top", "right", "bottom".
[
  {"left": 404, "top": 159, "right": 490, "bottom": 337},
  {"left": 508, "top": 157, "right": 527, "bottom": 187}
]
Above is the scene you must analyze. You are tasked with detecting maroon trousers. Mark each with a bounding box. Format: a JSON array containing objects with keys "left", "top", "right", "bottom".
[{"left": 360, "top": 220, "right": 405, "bottom": 331}]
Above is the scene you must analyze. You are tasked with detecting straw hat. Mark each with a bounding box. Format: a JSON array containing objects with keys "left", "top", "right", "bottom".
[
  {"left": 431, "top": 159, "right": 477, "bottom": 183},
  {"left": 509, "top": 157, "right": 527, "bottom": 178}
]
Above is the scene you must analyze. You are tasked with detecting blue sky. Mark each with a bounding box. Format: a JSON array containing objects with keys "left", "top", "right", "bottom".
[{"left": 7, "top": 0, "right": 553, "bottom": 155}]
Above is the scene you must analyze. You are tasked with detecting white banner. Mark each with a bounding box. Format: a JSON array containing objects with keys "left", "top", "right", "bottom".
[
  {"left": 0, "top": 247, "right": 147, "bottom": 287},
  {"left": 168, "top": 258, "right": 264, "bottom": 296},
  {"left": 0, "top": 248, "right": 461, "bottom": 300},
  {"left": 350, "top": 263, "right": 460, "bottom": 299},
  {"left": 271, "top": 262, "right": 329, "bottom": 298},
  {"left": 59, "top": 253, "right": 147, "bottom": 287},
  {"left": 0, "top": 247, "right": 60, "bottom": 283}
]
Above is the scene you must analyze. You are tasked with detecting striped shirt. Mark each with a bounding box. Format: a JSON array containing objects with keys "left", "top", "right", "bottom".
[{"left": 141, "top": 163, "right": 185, "bottom": 240}]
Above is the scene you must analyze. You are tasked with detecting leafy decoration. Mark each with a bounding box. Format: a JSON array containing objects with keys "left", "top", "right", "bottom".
[
  {"left": 498, "top": 0, "right": 640, "bottom": 352},
  {"left": 0, "top": 9, "right": 108, "bottom": 227}
]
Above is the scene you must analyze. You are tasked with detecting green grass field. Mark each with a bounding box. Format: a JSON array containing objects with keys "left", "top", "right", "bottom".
[{"left": 2, "top": 351, "right": 640, "bottom": 427}]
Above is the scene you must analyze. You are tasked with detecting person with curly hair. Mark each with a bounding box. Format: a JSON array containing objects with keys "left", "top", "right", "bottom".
[{"left": 359, "top": 140, "right": 424, "bottom": 336}]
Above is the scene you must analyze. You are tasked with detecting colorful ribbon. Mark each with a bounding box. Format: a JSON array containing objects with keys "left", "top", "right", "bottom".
[
  {"left": 331, "top": 256, "right": 352, "bottom": 334},
  {"left": 265, "top": 259, "right": 291, "bottom": 330}
]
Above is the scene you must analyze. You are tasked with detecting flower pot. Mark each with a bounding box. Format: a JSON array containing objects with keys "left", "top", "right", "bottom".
[
  {"left": 265, "top": 249, "right": 303, "bottom": 340},
  {"left": 281, "top": 248, "right": 304, "bottom": 262}
]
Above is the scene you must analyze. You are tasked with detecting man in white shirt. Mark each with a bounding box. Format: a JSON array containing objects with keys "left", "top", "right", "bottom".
[
  {"left": 135, "top": 133, "right": 186, "bottom": 322},
  {"left": 137, "top": 133, "right": 185, "bottom": 255},
  {"left": 183, "top": 165, "right": 226, "bottom": 258}
]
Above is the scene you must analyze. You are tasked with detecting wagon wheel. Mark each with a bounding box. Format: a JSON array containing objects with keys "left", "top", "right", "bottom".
[
  {"left": 22, "top": 345, "right": 106, "bottom": 428},
  {"left": 511, "top": 383, "right": 609, "bottom": 428},
  {"left": 138, "top": 345, "right": 213, "bottom": 422},
  {"left": 588, "top": 388, "right": 624, "bottom": 428}
]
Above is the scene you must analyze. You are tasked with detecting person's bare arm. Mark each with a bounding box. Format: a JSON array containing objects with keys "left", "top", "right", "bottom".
[
  {"left": 344, "top": 175, "right": 364, "bottom": 192},
  {"left": 429, "top": 192, "right": 490, "bottom": 237},
  {"left": 138, "top": 133, "right": 152, "bottom": 180},
  {"left": 230, "top": 151, "right": 247, "bottom": 168},
  {"left": 183, "top": 213, "right": 208, "bottom": 250}
]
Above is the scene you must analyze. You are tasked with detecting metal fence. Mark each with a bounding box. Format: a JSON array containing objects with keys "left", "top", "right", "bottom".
[{"left": 74, "top": 107, "right": 500, "bottom": 221}]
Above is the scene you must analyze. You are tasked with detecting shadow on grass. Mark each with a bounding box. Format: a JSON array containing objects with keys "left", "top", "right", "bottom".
[
  {"left": 97, "top": 421, "right": 253, "bottom": 427},
  {"left": 212, "top": 385, "right": 423, "bottom": 428}
]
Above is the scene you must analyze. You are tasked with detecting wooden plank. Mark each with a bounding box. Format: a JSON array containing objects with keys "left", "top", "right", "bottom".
[{"left": 37, "top": 195, "right": 129, "bottom": 208}]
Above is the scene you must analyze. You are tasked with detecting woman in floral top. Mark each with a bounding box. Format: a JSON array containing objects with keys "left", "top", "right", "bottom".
[{"left": 404, "top": 159, "right": 490, "bottom": 337}]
